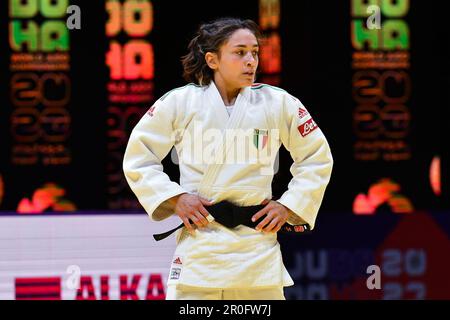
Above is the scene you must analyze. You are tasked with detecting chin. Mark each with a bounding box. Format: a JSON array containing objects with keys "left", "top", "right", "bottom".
[{"left": 241, "top": 79, "right": 254, "bottom": 87}]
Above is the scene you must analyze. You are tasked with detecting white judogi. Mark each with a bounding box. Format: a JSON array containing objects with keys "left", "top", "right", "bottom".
[{"left": 123, "top": 81, "right": 333, "bottom": 289}]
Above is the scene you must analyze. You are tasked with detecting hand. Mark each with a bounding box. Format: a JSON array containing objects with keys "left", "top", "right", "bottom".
[
  {"left": 169, "top": 193, "right": 213, "bottom": 235},
  {"left": 251, "top": 200, "right": 290, "bottom": 233}
]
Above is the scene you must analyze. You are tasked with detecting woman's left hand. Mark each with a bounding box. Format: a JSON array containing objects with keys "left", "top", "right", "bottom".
[{"left": 251, "top": 200, "right": 291, "bottom": 233}]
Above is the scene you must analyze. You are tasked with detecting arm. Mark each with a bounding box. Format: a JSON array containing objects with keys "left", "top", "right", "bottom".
[
  {"left": 275, "top": 93, "right": 333, "bottom": 229},
  {"left": 123, "top": 96, "right": 188, "bottom": 221}
]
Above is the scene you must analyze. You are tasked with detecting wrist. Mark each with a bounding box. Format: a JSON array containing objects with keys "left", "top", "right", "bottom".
[{"left": 168, "top": 193, "right": 186, "bottom": 206}]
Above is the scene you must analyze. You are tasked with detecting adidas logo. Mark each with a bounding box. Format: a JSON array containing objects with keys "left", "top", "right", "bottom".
[
  {"left": 172, "top": 257, "right": 182, "bottom": 265},
  {"left": 298, "top": 107, "right": 309, "bottom": 119}
]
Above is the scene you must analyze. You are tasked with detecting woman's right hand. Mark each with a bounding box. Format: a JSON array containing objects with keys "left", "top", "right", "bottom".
[{"left": 169, "top": 193, "right": 213, "bottom": 235}]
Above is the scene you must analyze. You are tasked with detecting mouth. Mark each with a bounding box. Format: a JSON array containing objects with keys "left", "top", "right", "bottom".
[{"left": 243, "top": 71, "right": 255, "bottom": 77}]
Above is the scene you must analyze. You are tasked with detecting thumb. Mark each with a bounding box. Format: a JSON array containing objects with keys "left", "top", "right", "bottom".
[{"left": 198, "top": 197, "right": 213, "bottom": 206}]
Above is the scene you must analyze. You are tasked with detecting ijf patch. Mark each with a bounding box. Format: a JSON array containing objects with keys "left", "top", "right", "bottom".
[
  {"left": 253, "top": 129, "right": 268, "bottom": 150},
  {"left": 170, "top": 268, "right": 181, "bottom": 280},
  {"left": 169, "top": 255, "right": 183, "bottom": 280},
  {"left": 298, "top": 118, "right": 318, "bottom": 137}
]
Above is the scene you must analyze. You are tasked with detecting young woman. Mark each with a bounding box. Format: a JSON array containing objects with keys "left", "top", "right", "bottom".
[{"left": 123, "top": 17, "right": 333, "bottom": 300}]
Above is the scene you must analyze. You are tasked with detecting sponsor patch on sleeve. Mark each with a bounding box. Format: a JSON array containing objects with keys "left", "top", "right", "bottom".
[{"left": 298, "top": 118, "right": 319, "bottom": 137}]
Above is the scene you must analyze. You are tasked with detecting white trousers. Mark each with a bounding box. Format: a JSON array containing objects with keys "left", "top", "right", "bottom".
[{"left": 166, "top": 285, "right": 286, "bottom": 300}]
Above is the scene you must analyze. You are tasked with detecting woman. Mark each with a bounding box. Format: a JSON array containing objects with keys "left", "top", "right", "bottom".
[{"left": 123, "top": 17, "right": 333, "bottom": 300}]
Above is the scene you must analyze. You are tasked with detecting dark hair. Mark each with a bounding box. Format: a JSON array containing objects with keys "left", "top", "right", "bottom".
[{"left": 181, "top": 17, "right": 262, "bottom": 86}]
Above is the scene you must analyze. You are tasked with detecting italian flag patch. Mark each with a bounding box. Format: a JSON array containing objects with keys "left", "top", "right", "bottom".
[{"left": 253, "top": 129, "right": 268, "bottom": 150}]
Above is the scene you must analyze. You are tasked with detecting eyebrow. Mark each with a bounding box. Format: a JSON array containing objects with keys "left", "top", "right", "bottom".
[{"left": 233, "top": 44, "right": 259, "bottom": 48}]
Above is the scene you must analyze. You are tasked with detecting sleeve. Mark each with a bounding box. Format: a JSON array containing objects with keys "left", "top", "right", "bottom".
[
  {"left": 275, "top": 92, "right": 333, "bottom": 229},
  {"left": 122, "top": 95, "right": 188, "bottom": 221}
]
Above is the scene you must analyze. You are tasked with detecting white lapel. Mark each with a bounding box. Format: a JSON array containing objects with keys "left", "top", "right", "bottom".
[
  {"left": 205, "top": 80, "right": 250, "bottom": 128},
  {"left": 198, "top": 81, "right": 251, "bottom": 199},
  {"left": 205, "top": 81, "right": 231, "bottom": 124}
]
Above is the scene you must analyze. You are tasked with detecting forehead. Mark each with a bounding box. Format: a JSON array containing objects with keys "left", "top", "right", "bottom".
[{"left": 224, "top": 28, "right": 258, "bottom": 47}]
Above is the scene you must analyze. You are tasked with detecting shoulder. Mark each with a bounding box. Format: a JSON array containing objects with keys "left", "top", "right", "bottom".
[
  {"left": 250, "top": 83, "right": 287, "bottom": 96},
  {"left": 148, "top": 83, "right": 203, "bottom": 120},
  {"left": 249, "top": 83, "right": 305, "bottom": 111},
  {"left": 157, "top": 82, "right": 203, "bottom": 103},
  {"left": 249, "top": 83, "right": 301, "bottom": 103}
]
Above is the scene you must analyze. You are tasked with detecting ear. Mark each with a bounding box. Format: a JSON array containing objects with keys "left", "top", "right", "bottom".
[{"left": 205, "top": 52, "right": 219, "bottom": 70}]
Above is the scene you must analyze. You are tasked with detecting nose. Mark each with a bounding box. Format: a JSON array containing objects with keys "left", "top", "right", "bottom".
[{"left": 245, "top": 52, "right": 256, "bottom": 67}]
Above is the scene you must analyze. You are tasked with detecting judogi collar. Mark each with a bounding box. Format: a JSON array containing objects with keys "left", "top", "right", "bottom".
[
  {"left": 205, "top": 80, "right": 251, "bottom": 126},
  {"left": 198, "top": 82, "right": 252, "bottom": 199}
]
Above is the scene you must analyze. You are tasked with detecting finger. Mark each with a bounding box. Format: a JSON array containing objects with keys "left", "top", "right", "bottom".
[
  {"left": 252, "top": 205, "right": 271, "bottom": 223},
  {"left": 193, "top": 211, "right": 209, "bottom": 227},
  {"left": 197, "top": 204, "right": 210, "bottom": 218},
  {"left": 182, "top": 217, "right": 195, "bottom": 235},
  {"left": 274, "top": 220, "right": 285, "bottom": 233},
  {"left": 271, "top": 219, "right": 285, "bottom": 233},
  {"left": 262, "top": 217, "right": 279, "bottom": 233},
  {"left": 189, "top": 214, "right": 204, "bottom": 228},
  {"left": 199, "top": 197, "right": 213, "bottom": 206},
  {"left": 255, "top": 214, "right": 274, "bottom": 231}
]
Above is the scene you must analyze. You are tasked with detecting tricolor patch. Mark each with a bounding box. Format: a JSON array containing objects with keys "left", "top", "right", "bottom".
[
  {"left": 253, "top": 129, "right": 268, "bottom": 150},
  {"left": 147, "top": 105, "right": 156, "bottom": 117},
  {"left": 251, "top": 83, "right": 263, "bottom": 89}
]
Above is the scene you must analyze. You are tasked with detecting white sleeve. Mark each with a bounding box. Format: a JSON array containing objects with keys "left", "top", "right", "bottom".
[
  {"left": 123, "top": 95, "right": 187, "bottom": 221},
  {"left": 275, "top": 92, "right": 333, "bottom": 229}
]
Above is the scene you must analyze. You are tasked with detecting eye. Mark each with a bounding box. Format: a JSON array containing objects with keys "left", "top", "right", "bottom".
[
  {"left": 252, "top": 51, "right": 259, "bottom": 57},
  {"left": 236, "top": 50, "right": 244, "bottom": 56}
]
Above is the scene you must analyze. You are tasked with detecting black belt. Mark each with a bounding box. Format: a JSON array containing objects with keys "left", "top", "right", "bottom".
[{"left": 153, "top": 200, "right": 311, "bottom": 241}]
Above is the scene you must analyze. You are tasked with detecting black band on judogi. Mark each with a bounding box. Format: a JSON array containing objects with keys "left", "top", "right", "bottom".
[{"left": 153, "top": 200, "right": 311, "bottom": 241}]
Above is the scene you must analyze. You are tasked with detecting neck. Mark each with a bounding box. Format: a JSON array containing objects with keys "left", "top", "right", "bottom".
[{"left": 213, "top": 76, "right": 240, "bottom": 106}]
